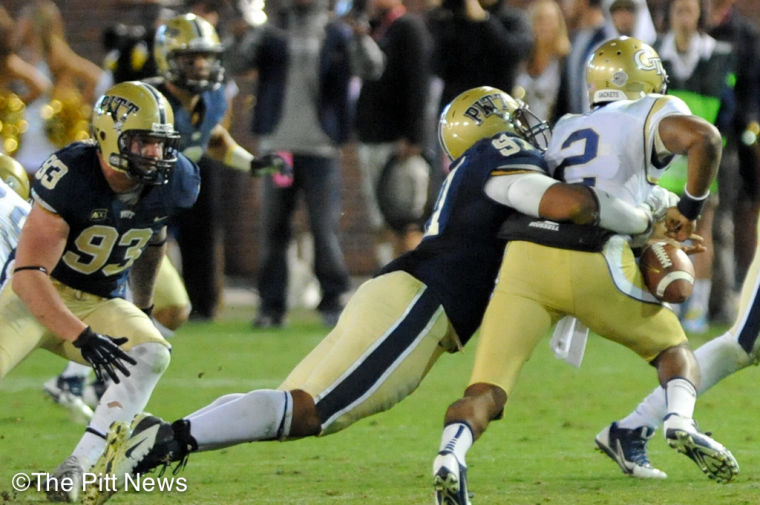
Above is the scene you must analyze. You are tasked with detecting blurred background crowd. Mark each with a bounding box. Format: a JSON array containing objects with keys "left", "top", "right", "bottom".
[{"left": 1, "top": 0, "right": 759, "bottom": 332}]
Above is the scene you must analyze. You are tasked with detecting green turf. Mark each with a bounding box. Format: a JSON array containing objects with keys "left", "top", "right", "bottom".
[{"left": 1, "top": 311, "right": 758, "bottom": 505}]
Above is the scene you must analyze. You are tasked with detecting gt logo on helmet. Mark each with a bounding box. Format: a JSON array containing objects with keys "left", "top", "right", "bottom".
[
  {"left": 464, "top": 94, "right": 506, "bottom": 125},
  {"left": 634, "top": 49, "right": 665, "bottom": 78}
]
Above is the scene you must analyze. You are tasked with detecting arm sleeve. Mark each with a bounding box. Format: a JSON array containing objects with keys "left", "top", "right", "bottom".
[{"left": 483, "top": 172, "right": 557, "bottom": 217}]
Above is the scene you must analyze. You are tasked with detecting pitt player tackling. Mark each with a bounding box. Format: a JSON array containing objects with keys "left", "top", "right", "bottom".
[
  {"left": 82, "top": 86, "right": 664, "bottom": 505},
  {"left": 432, "top": 36, "right": 737, "bottom": 505}
]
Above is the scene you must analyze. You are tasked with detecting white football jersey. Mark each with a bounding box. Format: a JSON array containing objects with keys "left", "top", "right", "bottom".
[
  {"left": 0, "top": 179, "right": 30, "bottom": 265},
  {"left": 545, "top": 94, "right": 691, "bottom": 206}
]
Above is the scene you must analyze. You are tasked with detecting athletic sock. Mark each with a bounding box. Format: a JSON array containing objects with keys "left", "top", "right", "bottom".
[
  {"left": 73, "top": 343, "right": 170, "bottom": 466},
  {"left": 618, "top": 385, "right": 665, "bottom": 432},
  {"left": 437, "top": 422, "right": 473, "bottom": 466},
  {"left": 694, "top": 331, "right": 751, "bottom": 393},
  {"left": 185, "top": 393, "right": 245, "bottom": 420},
  {"left": 664, "top": 377, "right": 696, "bottom": 420},
  {"left": 187, "top": 389, "right": 293, "bottom": 451}
]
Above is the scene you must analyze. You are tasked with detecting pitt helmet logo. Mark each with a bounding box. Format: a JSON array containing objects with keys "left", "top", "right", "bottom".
[
  {"left": 99, "top": 95, "right": 141, "bottom": 126},
  {"left": 464, "top": 94, "right": 506, "bottom": 125},
  {"left": 634, "top": 49, "right": 666, "bottom": 77}
]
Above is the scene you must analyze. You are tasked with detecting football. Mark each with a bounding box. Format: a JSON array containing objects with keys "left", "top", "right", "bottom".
[{"left": 639, "top": 242, "right": 695, "bottom": 303}]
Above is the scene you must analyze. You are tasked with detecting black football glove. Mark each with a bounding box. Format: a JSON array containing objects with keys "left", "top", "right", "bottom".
[
  {"left": 250, "top": 153, "right": 293, "bottom": 179},
  {"left": 73, "top": 326, "right": 137, "bottom": 384}
]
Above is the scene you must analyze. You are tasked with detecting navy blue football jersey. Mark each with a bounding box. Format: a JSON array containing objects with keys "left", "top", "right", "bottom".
[
  {"left": 32, "top": 141, "right": 200, "bottom": 298},
  {"left": 150, "top": 78, "right": 228, "bottom": 163},
  {"left": 379, "top": 132, "right": 548, "bottom": 343}
]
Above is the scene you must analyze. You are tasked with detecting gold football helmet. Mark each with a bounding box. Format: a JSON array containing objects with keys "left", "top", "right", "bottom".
[
  {"left": 91, "top": 81, "right": 180, "bottom": 185},
  {"left": 154, "top": 13, "right": 225, "bottom": 93},
  {"left": 438, "top": 86, "right": 549, "bottom": 160},
  {"left": 0, "top": 153, "right": 30, "bottom": 200},
  {"left": 586, "top": 36, "right": 668, "bottom": 106}
]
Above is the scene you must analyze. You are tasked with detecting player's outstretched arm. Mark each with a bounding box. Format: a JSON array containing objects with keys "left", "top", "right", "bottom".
[
  {"left": 486, "top": 172, "right": 653, "bottom": 234},
  {"left": 208, "top": 124, "right": 293, "bottom": 178}
]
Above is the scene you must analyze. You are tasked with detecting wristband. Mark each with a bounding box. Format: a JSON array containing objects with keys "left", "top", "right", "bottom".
[
  {"left": 13, "top": 265, "right": 49, "bottom": 274},
  {"left": 140, "top": 304, "right": 154, "bottom": 317},
  {"left": 224, "top": 143, "right": 254, "bottom": 172},
  {"left": 676, "top": 188, "right": 709, "bottom": 221}
]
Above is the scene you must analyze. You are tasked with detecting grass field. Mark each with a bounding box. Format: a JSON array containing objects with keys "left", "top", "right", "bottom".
[{"left": 1, "top": 305, "right": 759, "bottom": 505}]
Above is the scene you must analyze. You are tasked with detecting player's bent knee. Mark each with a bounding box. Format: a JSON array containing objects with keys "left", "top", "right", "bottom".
[
  {"left": 291, "top": 389, "right": 321, "bottom": 437},
  {"left": 464, "top": 382, "right": 507, "bottom": 412},
  {"left": 155, "top": 305, "right": 191, "bottom": 330},
  {"left": 129, "top": 342, "right": 171, "bottom": 374}
]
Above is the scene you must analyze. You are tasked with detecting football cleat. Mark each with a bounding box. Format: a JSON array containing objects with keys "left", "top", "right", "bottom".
[
  {"left": 46, "top": 455, "right": 85, "bottom": 502},
  {"left": 43, "top": 376, "right": 94, "bottom": 424},
  {"left": 664, "top": 414, "right": 739, "bottom": 483},
  {"left": 82, "top": 421, "right": 131, "bottom": 505},
  {"left": 595, "top": 422, "right": 667, "bottom": 479},
  {"left": 83, "top": 414, "right": 195, "bottom": 505},
  {"left": 433, "top": 451, "right": 472, "bottom": 505}
]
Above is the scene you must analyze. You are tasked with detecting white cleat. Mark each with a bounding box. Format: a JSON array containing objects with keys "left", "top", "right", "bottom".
[
  {"left": 433, "top": 451, "right": 472, "bottom": 505},
  {"left": 664, "top": 414, "right": 739, "bottom": 483}
]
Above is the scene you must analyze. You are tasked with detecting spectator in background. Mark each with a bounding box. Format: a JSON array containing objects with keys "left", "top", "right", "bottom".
[
  {"left": 555, "top": 0, "right": 615, "bottom": 115},
  {"left": 232, "top": 0, "right": 353, "bottom": 329},
  {"left": 603, "top": 0, "right": 657, "bottom": 43},
  {"left": 353, "top": 0, "right": 432, "bottom": 267},
  {"left": 428, "top": 0, "right": 533, "bottom": 113},
  {"left": 101, "top": 23, "right": 158, "bottom": 85},
  {"left": 654, "top": 0, "right": 734, "bottom": 333},
  {"left": 707, "top": 0, "right": 760, "bottom": 304},
  {"left": 513, "top": 0, "right": 570, "bottom": 125},
  {"left": 0, "top": 6, "right": 50, "bottom": 105},
  {"left": 0, "top": 6, "right": 52, "bottom": 157},
  {"left": 11, "top": 0, "right": 106, "bottom": 173}
]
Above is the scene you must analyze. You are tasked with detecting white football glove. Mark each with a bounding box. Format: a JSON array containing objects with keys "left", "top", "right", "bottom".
[
  {"left": 629, "top": 186, "right": 679, "bottom": 249},
  {"left": 642, "top": 185, "right": 680, "bottom": 222}
]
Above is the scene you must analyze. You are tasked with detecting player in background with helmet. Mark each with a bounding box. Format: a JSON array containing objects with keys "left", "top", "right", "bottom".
[
  {"left": 0, "top": 81, "right": 200, "bottom": 503},
  {"left": 432, "top": 36, "right": 737, "bottom": 505},
  {"left": 148, "top": 12, "right": 289, "bottom": 321},
  {"left": 83, "top": 85, "right": 667, "bottom": 505}
]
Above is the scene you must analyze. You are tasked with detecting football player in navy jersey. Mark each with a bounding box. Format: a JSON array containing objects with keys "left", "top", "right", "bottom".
[
  {"left": 43, "top": 12, "right": 290, "bottom": 416},
  {"left": 83, "top": 86, "right": 663, "bottom": 505},
  {"left": 147, "top": 13, "right": 289, "bottom": 321},
  {"left": 0, "top": 80, "right": 200, "bottom": 503}
]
